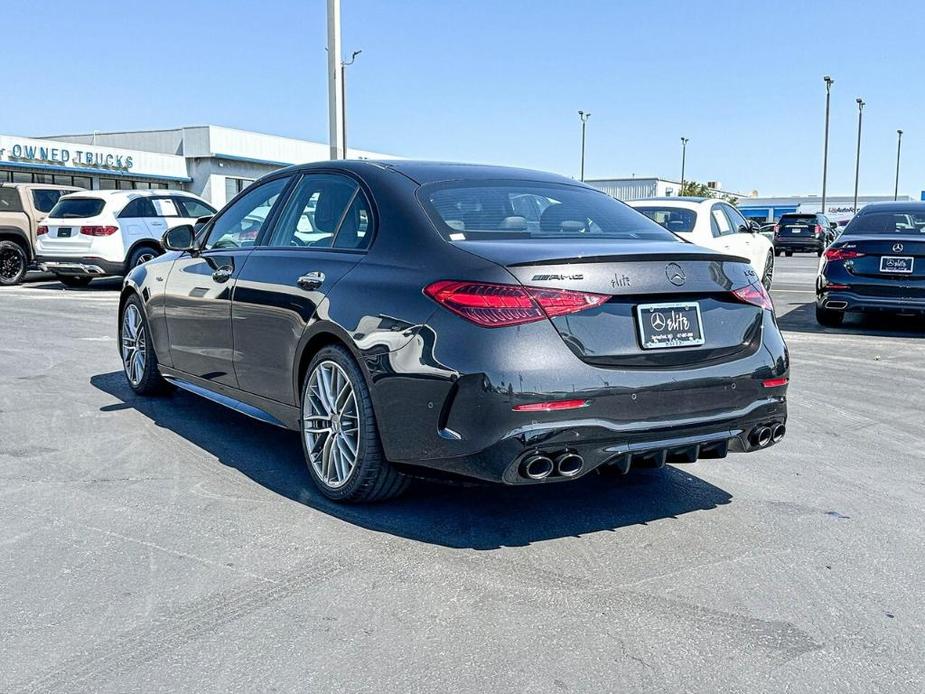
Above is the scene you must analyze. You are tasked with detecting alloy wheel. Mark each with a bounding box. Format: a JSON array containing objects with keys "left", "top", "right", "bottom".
[
  {"left": 0, "top": 246, "right": 25, "bottom": 283},
  {"left": 763, "top": 253, "right": 774, "bottom": 290},
  {"left": 303, "top": 360, "right": 360, "bottom": 489},
  {"left": 121, "top": 304, "right": 147, "bottom": 386},
  {"left": 135, "top": 252, "right": 156, "bottom": 266}
]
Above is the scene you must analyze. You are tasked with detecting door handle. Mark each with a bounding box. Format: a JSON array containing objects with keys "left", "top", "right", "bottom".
[
  {"left": 297, "top": 272, "right": 325, "bottom": 290},
  {"left": 212, "top": 265, "right": 233, "bottom": 283}
]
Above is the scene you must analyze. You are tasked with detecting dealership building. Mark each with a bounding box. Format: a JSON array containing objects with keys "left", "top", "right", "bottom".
[
  {"left": 0, "top": 126, "right": 395, "bottom": 207},
  {"left": 737, "top": 194, "right": 917, "bottom": 225}
]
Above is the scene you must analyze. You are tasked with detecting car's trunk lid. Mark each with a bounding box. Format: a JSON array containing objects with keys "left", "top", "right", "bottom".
[{"left": 456, "top": 240, "right": 765, "bottom": 367}]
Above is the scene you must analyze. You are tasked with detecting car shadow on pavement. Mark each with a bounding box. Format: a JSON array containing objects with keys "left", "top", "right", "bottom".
[
  {"left": 92, "top": 371, "right": 732, "bottom": 550},
  {"left": 776, "top": 300, "right": 925, "bottom": 338},
  {"left": 26, "top": 277, "right": 123, "bottom": 292}
]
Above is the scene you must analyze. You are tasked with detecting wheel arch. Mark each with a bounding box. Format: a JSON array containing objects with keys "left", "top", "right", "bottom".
[
  {"left": 124, "top": 238, "right": 163, "bottom": 269},
  {"left": 293, "top": 324, "right": 369, "bottom": 407},
  {"left": 0, "top": 227, "right": 32, "bottom": 260}
]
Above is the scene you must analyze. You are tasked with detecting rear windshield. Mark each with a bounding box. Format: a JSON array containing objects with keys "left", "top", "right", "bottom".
[
  {"left": 32, "top": 189, "right": 69, "bottom": 213},
  {"left": 422, "top": 182, "right": 677, "bottom": 243},
  {"left": 634, "top": 207, "right": 697, "bottom": 234},
  {"left": 844, "top": 211, "right": 925, "bottom": 235},
  {"left": 48, "top": 197, "right": 106, "bottom": 218},
  {"left": 779, "top": 215, "right": 816, "bottom": 225}
]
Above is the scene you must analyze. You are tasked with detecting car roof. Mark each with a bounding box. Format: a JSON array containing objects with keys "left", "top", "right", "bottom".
[
  {"left": 58, "top": 189, "right": 206, "bottom": 202},
  {"left": 626, "top": 197, "right": 712, "bottom": 208},
  {"left": 271, "top": 159, "right": 585, "bottom": 187}
]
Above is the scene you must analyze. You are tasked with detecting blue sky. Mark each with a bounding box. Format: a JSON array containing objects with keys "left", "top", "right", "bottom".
[{"left": 5, "top": 0, "right": 923, "bottom": 197}]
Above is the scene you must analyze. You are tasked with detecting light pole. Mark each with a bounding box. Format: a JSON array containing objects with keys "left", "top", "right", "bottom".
[
  {"left": 852, "top": 98, "right": 865, "bottom": 215},
  {"left": 680, "top": 137, "right": 689, "bottom": 196},
  {"left": 821, "top": 76, "right": 834, "bottom": 216},
  {"left": 894, "top": 129, "right": 903, "bottom": 201},
  {"left": 578, "top": 111, "right": 590, "bottom": 181},
  {"left": 326, "top": 0, "right": 343, "bottom": 160},
  {"left": 340, "top": 50, "right": 362, "bottom": 158}
]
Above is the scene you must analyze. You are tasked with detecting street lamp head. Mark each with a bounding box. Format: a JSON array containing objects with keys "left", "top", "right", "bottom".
[
  {"left": 856, "top": 97, "right": 865, "bottom": 108},
  {"left": 898, "top": 129, "right": 904, "bottom": 135},
  {"left": 681, "top": 137, "right": 689, "bottom": 145},
  {"left": 823, "top": 75, "right": 833, "bottom": 84}
]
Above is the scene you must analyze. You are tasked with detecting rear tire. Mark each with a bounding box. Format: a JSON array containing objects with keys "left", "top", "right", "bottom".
[
  {"left": 127, "top": 245, "right": 160, "bottom": 270},
  {"left": 817, "top": 249, "right": 824, "bottom": 257},
  {"left": 301, "top": 344, "right": 409, "bottom": 503},
  {"left": 120, "top": 295, "right": 170, "bottom": 395},
  {"left": 785, "top": 251, "right": 793, "bottom": 257},
  {"left": 57, "top": 275, "right": 92, "bottom": 288},
  {"left": 815, "top": 304, "right": 844, "bottom": 327},
  {"left": 761, "top": 251, "right": 774, "bottom": 290},
  {"left": 774, "top": 249, "right": 781, "bottom": 257},
  {"left": 0, "top": 240, "right": 28, "bottom": 286}
]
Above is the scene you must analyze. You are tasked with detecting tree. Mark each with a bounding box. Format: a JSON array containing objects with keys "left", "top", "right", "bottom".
[{"left": 679, "top": 180, "right": 738, "bottom": 206}]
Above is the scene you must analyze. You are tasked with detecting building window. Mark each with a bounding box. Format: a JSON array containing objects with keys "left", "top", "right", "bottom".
[
  {"left": 225, "top": 176, "right": 254, "bottom": 202},
  {"left": 11, "top": 172, "right": 32, "bottom": 183},
  {"left": 72, "top": 176, "right": 92, "bottom": 189},
  {"left": 99, "top": 178, "right": 117, "bottom": 190}
]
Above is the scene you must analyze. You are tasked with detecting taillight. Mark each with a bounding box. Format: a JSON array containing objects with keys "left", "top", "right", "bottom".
[
  {"left": 732, "top": 283, "right": 773, "bottom": 311},
  {"left": 762, "top": 377, "right": 789, "bottom": 388},
  {"left": 824, "top": 247, "right": 864, "bottom": 261},
  {"left": 80, "top": 225, "right": 119, "bottom": 237},
  {"left": 814, "top": 224, "right": 824, "bottom": 237},
  {"left": 773, "top": 224, "right": 780, "bottom": 235},
  {"left": 36, "top": 225, "right": 48, "bottom": 236},
  {"left": 424, "top": 280, "right": 609, "bottom": 327}
]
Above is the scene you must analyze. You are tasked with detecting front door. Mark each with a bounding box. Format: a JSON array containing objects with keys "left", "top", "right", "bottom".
[
  {"left": 163, "top": 176, "right": 291, "bottom": 387},
  {"left": 232, "top": 172, "right": 372, "bottom": 403}
]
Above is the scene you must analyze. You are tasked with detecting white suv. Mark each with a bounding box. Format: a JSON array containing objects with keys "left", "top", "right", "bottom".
[
  {"left": 35, "top": 190, "right": 215, "bottom": 287},
  {"left": 628, "top": 197, "right": 775, "bottom": 289}
]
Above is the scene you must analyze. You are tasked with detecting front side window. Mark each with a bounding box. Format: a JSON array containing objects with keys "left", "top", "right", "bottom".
[
  {"left": 174, "top": 197, "right": 215, "bottom": 219},
  {"left": 634, "top": 206, "right": 697, "bottom": 234},
  {"left": 423, "top": 181, "right": 675, "bottom": 243},
  {"left": 204, "top": 176, "right": 289, "bottom": 250},
  {"left": 711, "top": 206, "right": 732, "bottom": 236},
  {"left": 48, "top": 197, "right": 106, "bottom": 219},
  {"left": 267, "top": 174, "right": 368, "bottom": 249},
  {"left": 722, "top": 204, "right": 748, "bottom": 232}
]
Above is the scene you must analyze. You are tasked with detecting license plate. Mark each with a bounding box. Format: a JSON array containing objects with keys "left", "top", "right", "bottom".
[
  {"left": 637, "top": 302, "right": 705, "bottom": 350},
  {"left": 880, "top": 256, "right": 914, "bottom": 273},
  {"left": 57, "top": 228, "right": 72, "bottom": 238},
  {"left": 789, "top": 227, "right": 803, "bottom": 234}
]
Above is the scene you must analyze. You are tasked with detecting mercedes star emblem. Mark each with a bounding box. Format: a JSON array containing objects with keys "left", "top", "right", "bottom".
[
  {"left": 893, "top": 242, "right": 904, "bottom": 253},
  {"left": 666, "top": 263, "right": 686, "bottom": 286},
  {"left": 650, "top": 312, "right": 666, "bottom": 331}
]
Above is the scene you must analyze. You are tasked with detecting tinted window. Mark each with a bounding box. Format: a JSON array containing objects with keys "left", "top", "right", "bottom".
[
  {"left": 634, "top": 206, "right": 697, "bottom": 234},
  {"left": 722, "top": 204, "right": 749, "bottom": 231},
  {"left": 711, "top": 205, "right": 732, "bottom": 236},
  {"left": 844, "top": 210, "right": 925, "bottom": 235},
  {"left": 48, "top": 197, "right": 106, "bottom": 218},
  {"left": 423, "top": 182, "right": 676, "bottom": 242},
  {"left": 779, "top": 214, "right": 816, "bottom": 226},
  {"left": 333, "top": 191, "right": 372, "bottom": 249},
  {"left": 120, "top": 198, "right": 157, "bottom": 218},
  {"left": 174, "top": 197, "right": 215, "bottom": 218},
  {"left": 0, "top": 188, "right": 24, "bottom": 213},
  {"left": 32, "top": 189, "right": 68, "bottom": 213},
  {"left": 204, "top": 177, "right": 289, "bottom": 250},
  {"left": 268, "top": 174, "right": 360, "bottom": 249}
]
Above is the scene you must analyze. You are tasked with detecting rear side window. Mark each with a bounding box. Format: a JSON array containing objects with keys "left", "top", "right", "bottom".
[
  {"left": 151, "top": 198, "right": 180, "bottom": 217},
  {"left": 0, "top": 187, "right": 24, "bottom": 212},
  {"left": 120, "top": 198, "right": 157, "bottom": 218},
  {"left": 422, "top": 181, "right": 675, "bottom": 242},
  {"left": 634, "top": 206, "right": 697, "bottom": 233},
  {"left": 32, "top": 189, "right": 68, "bottom": 213},
  {"left": 48, "top": 197, "right": 106, "bottom": 218}
]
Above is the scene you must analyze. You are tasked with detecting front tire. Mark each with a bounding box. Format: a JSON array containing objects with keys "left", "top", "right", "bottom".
[
  {"left": 57, "top": 275, "right": 92, "bottom": 288},
  {"left": 815, "top": 304, "right": 844, "bottom": 327},
  {"left": 301, "top": 345, "right": 408, "bottom": 503},
  {"left": 0, "top": 240, "right": 28, "bottom": 286},
  {"left": 120, "top": 295, "right": 169, "bottom": 394}
]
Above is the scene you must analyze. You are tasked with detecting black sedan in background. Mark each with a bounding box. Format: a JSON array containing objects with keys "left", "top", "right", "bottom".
[
  {"left": 118, "top": 161, "right": 789, "bottom": 503},
  {"left": 817, "top": 201, "right": 925, "bottom": 326}
]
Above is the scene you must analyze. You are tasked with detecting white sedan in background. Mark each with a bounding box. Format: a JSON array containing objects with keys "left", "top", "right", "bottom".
[{"left": 628, "top": 197, "right": 775, "bottom": 289}]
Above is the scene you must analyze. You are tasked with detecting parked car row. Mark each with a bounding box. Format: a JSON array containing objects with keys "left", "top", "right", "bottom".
[{"left": 0, "top": 183, "right": 215, "bottom": 286}]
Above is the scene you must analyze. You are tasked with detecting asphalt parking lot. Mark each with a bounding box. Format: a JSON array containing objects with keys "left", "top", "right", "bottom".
[{"left": 1, "top": 257, "right": 923, "bottom": 693}]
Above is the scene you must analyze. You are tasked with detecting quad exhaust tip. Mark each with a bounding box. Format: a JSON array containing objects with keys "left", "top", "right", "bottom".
[
  {"left": 555, "top": 452, "right": 584, "bottom": 477},
  {"left": 522, "top": 454, "right": 554, "bottom": 480},
  {"left": 772, "top": 423, "right": 786, "bottom": 443}
]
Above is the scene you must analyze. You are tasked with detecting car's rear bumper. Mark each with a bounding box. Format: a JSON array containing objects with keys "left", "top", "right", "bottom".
[
  {"left": 35, "top": 255, "right": 125, "bottom": 277},
  {"left": 817, "top": 290, "right": 925, "bottom": 314},
  {"left": 775, "top": 238, "right": 824, "bottom": 253},
  {"left": 370, "top": 309, "right": 789, "bottom": 485}
]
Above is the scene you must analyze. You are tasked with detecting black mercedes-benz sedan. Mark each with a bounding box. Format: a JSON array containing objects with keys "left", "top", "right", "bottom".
[
  {"left": 816, "top": 201, "right": 925, "bottom": 327},
  {"left": 118, "top": 161, "right": 789, "bottom": 502}
]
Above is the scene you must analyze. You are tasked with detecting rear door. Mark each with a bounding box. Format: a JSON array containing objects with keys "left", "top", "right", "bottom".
[
  {"left": 119, "top": 196, "right": 157, "bottom": 243},
  {"left": 720, "top": 203, "right": 760, "bottom": 269},
  {"left": 232, "top": 172, "right": 372, "bottom": 403},
  {"left": 163, "top": 176, "right": 291, "bottom": 386}
]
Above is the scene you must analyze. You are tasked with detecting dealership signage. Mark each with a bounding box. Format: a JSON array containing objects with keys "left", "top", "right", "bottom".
[{"left": 0, "top": 140, "right": 134, "bottom": 171}]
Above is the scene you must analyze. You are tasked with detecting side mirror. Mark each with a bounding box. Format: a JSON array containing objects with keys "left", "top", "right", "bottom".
[
  {"left": 162, "top": 224, "right": 197, "bottom": 252},
  {"left": 748, "top": 220, "right": 761, "bottom": 233},
  {"left": 829, "top": 221, "right": 838, "bottom": 229}
]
